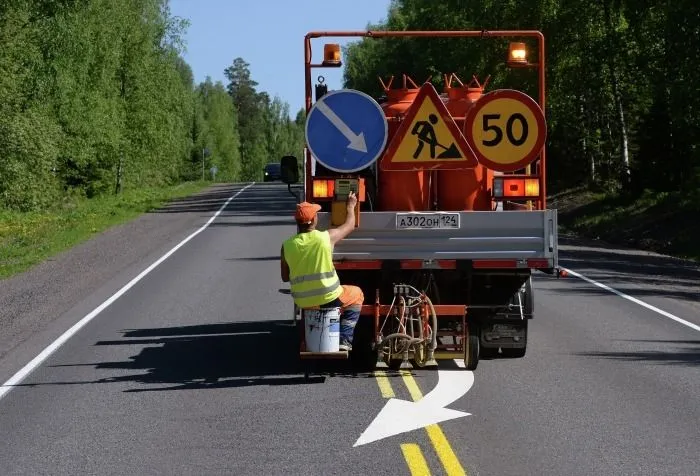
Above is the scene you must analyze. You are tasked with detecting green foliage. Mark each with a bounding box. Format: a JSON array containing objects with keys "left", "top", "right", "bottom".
[
  {"left": 223, "top": 57, "right": 306, "bottom": 182},
  {"left": 0, "top": 181, "right": 208, "bottom": 279},
  {"left": 343, "top": 0, "right": 700, "bottom": 196},
  {"left": 194, "top": 77, "right": 242, "bottom": 182},
  {"left": 0, "top": 108, "right": 62, "bottom": 211},
  {"left": 224, "top": 58, "right": 268, "bottom": 181},
  {"left": 0, "top": 0, "right": 306, "bottom": 211}
]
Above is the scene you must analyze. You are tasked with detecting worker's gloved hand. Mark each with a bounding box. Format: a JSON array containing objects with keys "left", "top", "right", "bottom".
[{"left": 346, "top": 191, "right": 358, "bottom": 211}]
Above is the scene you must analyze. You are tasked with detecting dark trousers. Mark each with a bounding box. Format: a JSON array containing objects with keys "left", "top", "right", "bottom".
[{"left": 320, "top": 297, "right": 360, "bottom": 345}]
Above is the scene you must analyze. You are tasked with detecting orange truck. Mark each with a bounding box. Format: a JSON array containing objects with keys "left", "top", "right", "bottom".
[{"left": 280, "top": 30, "right": 560, "bottom": 371}]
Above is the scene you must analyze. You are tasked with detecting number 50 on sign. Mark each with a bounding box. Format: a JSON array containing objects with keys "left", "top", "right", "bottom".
[{"left": 464, "top": 89, "right": 547, "bottom": 172}]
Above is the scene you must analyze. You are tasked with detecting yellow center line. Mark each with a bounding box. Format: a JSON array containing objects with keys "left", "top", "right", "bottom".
[
  {"left": 373, "top": 369, "right": 396, "bottom": 398},
  {"left": 374, "top": 370, "right": 430, "bottom": 475},
  {"left": 400, "top": 370, "right": 467, "bottom": 476},
  {"left": 401, "top": 443, "right": 432, "bottom": 476}
]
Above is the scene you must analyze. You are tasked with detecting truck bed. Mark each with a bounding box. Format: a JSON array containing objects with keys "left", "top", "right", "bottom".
[{"left": 317, "top": 209, "right": 558, "bottom": 265}]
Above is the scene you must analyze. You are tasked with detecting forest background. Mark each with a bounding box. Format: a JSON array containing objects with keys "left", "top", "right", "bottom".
[
  {"left": 1, "top": 0, "right": 698, "bottom": 278},
  {"left": 342, "top": 0, "right": 700, "bottom": 261},
  {"left": 0, "top": 0, "right": 306, "bottom": 277}
]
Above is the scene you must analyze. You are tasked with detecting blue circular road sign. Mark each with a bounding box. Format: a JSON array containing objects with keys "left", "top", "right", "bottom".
[{"left": 305, "top": 89, "right": 388, "bottom": 173}]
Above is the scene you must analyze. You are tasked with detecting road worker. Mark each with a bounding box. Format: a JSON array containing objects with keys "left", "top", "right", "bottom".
[{"left": 281, "top": 191, "right": 363, "bottom": 351}]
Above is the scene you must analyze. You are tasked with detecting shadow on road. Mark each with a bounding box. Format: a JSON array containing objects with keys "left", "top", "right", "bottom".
[
  {"left": 548, "top": 283, "right": 700, "bottom": 302},
  {"left": 226, "top": 256, "right": 279, "bottom": 262},
  {"left": 210, "top": 219, "right": 295, "bottom": 228},
  {"left": 148, "top": 183, "right": 301, "bottom": 216},
  {"left": 558, "top": 236, "right": 700, "bottom": 303},
  {"left": 37, "top": 320, "right": 384, "bottom": 392},
  {"left": 574, "top": 339, "right": 700, "bottom": 367},
  {"left": 218, "top": 185, "right": 299, "bottom": 219},
  {"left": 150, "top": 184, "right": 245, "bottom": 214}
]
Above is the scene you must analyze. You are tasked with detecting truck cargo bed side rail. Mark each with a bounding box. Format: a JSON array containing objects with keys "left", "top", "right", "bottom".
[{"left": 317, "top": 210, "right": 558, "bottom": 265}]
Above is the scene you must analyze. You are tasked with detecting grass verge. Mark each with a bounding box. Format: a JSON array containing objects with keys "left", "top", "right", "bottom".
[
  {"left": 551, "top": 187, "right": 700, "bottom": 262},
  {"left": 0, "top": 181, "right": 210, "bottom": 280}
]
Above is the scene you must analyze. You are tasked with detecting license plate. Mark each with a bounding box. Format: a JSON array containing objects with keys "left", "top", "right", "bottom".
[
  {"left": 492, "top": 324, "right": 517, "bottom": 335},
  {"left": 396, "top": 212, "right": 460, "bottom": 230}
]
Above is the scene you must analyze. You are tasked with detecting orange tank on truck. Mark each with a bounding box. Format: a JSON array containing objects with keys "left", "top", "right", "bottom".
[{"left": 280, "top": 31, "right": 560, "bottom": 372}]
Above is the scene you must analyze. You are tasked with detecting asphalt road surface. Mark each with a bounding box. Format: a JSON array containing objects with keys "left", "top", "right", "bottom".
[{"left": 1, "top": 183, "right": 698, "bottom": 475}]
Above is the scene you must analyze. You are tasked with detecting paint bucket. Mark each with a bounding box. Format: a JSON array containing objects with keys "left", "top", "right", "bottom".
[{"left": 304, "top": 308, "right": 340, "bottom": 352}]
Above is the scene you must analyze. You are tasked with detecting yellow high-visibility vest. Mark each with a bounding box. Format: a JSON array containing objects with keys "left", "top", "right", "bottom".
[{"left": 283, "top": 230, "right": 342, "bottom": 308}]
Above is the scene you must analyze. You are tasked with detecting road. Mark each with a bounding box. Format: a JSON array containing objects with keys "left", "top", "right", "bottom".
[{"left": 0, "top": 183, "right": 698, "bottom": 475}]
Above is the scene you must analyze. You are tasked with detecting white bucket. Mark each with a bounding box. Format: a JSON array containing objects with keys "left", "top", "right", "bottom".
[{"left": 304, "top": 308, "right": 340, "bottom": 352}]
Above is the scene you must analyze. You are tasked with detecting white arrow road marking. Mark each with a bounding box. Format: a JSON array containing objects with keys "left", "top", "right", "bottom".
[
  {"left": 354, "top": 369, "right": 474, "bottom": 447},
  {"left": 418, "top": 369, "right": 474, "bottom": 409},
  {"left": 316, "top": 99, "right": 368, "bottom": 153}
]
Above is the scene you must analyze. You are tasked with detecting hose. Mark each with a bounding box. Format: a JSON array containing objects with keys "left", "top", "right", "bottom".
[
  {"left": 377, "top": 333, "right": 424, "bottom": 346},
  {"left": 424, "top": 294, "right": 438, "bottom": 352},
  {"left": 375, "top": 283, "right": 438, "bottom": 360},
  {"left": 378, "top": 295, "right": 396, "bottom": 335},
  {"left": 376, "top": 333, "right": 424, "bottom": 357}
]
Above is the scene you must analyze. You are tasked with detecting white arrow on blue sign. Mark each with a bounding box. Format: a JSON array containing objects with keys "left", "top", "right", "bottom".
[{"left": 305, "top": 89, "right": 388, "bottom": 173}]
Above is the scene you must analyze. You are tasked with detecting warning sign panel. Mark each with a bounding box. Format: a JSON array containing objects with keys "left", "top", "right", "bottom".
[
  {"left": 464, "top": 89, "right": 547, "bottom": 172},
  {"left": 380, "top": 83, "right": 478, "bottom": 171}
]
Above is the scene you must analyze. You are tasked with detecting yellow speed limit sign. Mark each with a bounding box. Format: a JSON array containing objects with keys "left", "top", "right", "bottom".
[{"left": 465, "top": 89, "right": 547, "bottom": 172}]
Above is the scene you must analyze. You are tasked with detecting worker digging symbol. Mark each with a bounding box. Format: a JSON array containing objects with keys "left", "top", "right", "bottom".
[{"left": 411, "top": 114, "right": 462, "bottom": 159}]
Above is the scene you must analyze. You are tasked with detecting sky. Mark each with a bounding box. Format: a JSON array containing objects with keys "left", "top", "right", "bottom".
[{"left": 169, "top": 0, "right": 392, "bottom": 116}]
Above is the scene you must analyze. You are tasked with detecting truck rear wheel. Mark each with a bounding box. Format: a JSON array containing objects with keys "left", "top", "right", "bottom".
[{"left": 463, "top": 323, "right": 479, "bottom": 370}]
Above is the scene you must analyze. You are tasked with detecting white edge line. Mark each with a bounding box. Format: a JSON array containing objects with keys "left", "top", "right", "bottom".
[
  {"left": 561, "top": 266, "right": 700, "bottom": 333},
  {"left": 0, "top": 182, "right": 256, "bottom": 400}
]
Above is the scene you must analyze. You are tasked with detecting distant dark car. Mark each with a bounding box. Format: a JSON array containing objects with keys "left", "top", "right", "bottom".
[{"left": 263, "top": 163, "right": 281, "bottom": 182}]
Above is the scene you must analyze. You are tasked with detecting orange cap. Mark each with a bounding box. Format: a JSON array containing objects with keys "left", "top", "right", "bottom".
[{"left": 295, "top": 202, "right": 321, "bottom": 223}]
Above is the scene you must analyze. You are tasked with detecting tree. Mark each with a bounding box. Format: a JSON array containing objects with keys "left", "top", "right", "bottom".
[
  {"left": 224, "top": 57, "right": 267, "bottom": 181},
  {"left": 195, "top": 77, "right": 242, "bottom": 181},
  {"left": 343, "top": 0, "right": 700, "bottom": 196}
]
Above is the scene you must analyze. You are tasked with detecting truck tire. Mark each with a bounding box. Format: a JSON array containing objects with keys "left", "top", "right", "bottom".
[
  {"left": 464, "top": 323, "right": 479, "bottom": 370},
  {"left": 520, "top": 276, "right": 534, "bottom": 318}
]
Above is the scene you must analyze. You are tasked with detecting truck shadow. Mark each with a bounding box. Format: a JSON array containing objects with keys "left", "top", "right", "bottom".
[
  {"left": 573, "top": 339, "right": 700, "bottom": 367},
  {"left": 43, "top": 319, "right": 382, "bottom": 392}
]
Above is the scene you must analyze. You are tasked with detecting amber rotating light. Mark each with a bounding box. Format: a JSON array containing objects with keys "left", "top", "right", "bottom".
[{"left": 507, "top": 42, "right": 528, "bottom": 66}]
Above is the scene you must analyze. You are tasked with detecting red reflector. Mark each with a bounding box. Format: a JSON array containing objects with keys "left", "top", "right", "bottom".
[
  {"left": 438, "top": 260, "right": 457, "bottom": 269},
  {"left": 527, "top": 258, "right": 551, "bottom": 268},
  {"left": 400, "top": 260, "right": 423, "bottom": 269},
  {"left": 334, "top": 260, "right": 382, "bottom": 270},
  {"left": 472, "top": 259, "right": 518, "bottom": 269}
]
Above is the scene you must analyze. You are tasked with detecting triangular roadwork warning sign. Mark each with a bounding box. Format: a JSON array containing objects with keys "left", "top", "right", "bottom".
[{"left": 380, "top": 83, "right": 479, "bottom": 171}]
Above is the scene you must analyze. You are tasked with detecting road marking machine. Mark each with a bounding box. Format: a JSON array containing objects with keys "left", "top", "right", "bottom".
[{"left": 281, "top": 30, "right": 561, "bottom": 373}]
